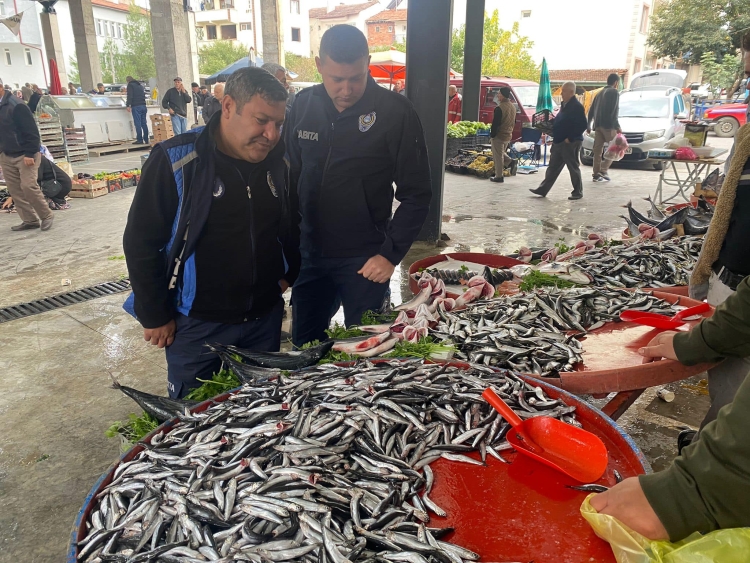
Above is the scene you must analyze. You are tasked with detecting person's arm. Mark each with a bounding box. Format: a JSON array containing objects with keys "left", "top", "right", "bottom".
[
  {"left": 282, "top": 99, "right": 302, "bottom": 287},
  {"left": 126, "top": 82, "right": 133, "bottom": 107},
  {"left": 569, "top": 103, "right": 589, "bottom": 142},
  {"left": 122, "top": 147, "right": 180, "bottom": 329},
  {"left": 161, "top": 90, "right": 170, "bottom": 111},
  {"left": 182, "top": 90, "right": 192, "bottom": 104},
  {"left": 380, "top": 105, "right": 432, "bottom": 266},
  {"left": 611, "top": 91, "right": 621, "bottom": 132},
  {"left": 490, "top": 106, "right": 502, "bottom": 138},
  {"left": 12, "top": 104, "right": 41, "bottom": 157}
]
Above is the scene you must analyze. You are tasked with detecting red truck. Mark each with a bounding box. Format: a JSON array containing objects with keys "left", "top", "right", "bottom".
[
  {"left": 450, "top": 77, "right": 552, "bottom": 140},
  {"left": 701, "top": 102, "right": 748, "bottom": 137}
]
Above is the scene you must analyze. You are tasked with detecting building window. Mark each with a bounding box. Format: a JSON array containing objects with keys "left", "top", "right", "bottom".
[
  {"left": 634, "top": 57, "right": 642, "bottom": 73},
  {"left": 375, "top": 25, "right": 380, "bottom": 32},
  {"left": 387, "top": 25, "right": 393, "bottom": 32},
  {"left": 291, "top": 27, "right": 301, "bottom": 41},
  {"left": 106, "top": 21, "right": 111, "bottom": 37},
  {"left": 220, "top": 24, "right": 237, "bottom": 39},
  {"left": 206, "top": 24, "right": 217, "bottom": 39},
  {"left": 521, "top": 10, "right": 531, "bottom": 17},
  {"left": 0, "top": 1, "right": 6, "bottom": 15},
  {"left": 240, "top": 22, "right": 252, "bottom": 31},
  {"left": 219, "top": 0, "right": 234, "bottom": 8},
  {"left": 290, "top": 0, "right": 299, "bottom": 14},
  {"left": 4, "top": 49, "right": 11, "bottom": 65},
  {"left": 402, "top": 25, "right": 406, "bottom": 31},
  {"left": 95, "top": 19, "right": 102, "bottom": 35},
  {"left": 24, "top": 48, "right": 32, "bottom": 65},
  {"left": 640, "top": 4, "right": 649, "bottom": 34}
]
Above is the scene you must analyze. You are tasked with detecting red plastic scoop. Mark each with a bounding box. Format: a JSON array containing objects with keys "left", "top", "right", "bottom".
[
  {"left": 619, "top": 302, "right": 710, "bottom": 330},
  {"left": 482, "top": 388, "right": 608, "bottom": 483}
]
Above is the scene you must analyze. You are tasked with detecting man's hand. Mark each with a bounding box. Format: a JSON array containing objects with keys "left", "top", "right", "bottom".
[
  {"left": 639, "top": 331, "right": 678, "bottom": 364},
  {"left": 590, "top": 478, "right": 669, "bottom": 541},
  {"left": 586, "top": 128, "right": 591, "bottom": 134},
  {"left": 168, "top": 108, "right": 175, "bottom": 115},
  {"left": 1, "top": 197, "right": 12, "bottom": 209},
  {"left": 617, "top": 128, "right": 623, "bottom": 134},
  {"left": 358, "top": 255, "right": 395, "bottom": 284},
  {"left": 279, "top": 279, "right": 290, "bottom": 293},
  {"left": 143, "top": 319, "right": 176, "bottom": 348},
  {"left": 127, "top": 107, "right": 131, "bottom": 113},
  {"left": 565, "top": 138, "right": 571, "bottom": 143},
  {"left": 23, "top": 156, "right": 35, "bottom": 167}
]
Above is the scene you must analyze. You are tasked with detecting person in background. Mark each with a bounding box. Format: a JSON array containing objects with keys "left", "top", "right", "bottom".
[
  {"left": 489, "top": 87, "right": 517, "bottom": 183},
  {"left": 123, "top": 68, "right": 298, "bottom": 398},
  {"left": 162, "top": 77, "right": 191, "bottom": 135},
  {"left": 529, "top": 81, "right": 588, "bottom": 200},
  {"left": 201, "top": 83, "right": 224, "bottom": 123},
  {"left": 448, "top": 85, "right": 462, "bottom": 124},
  {"left": 89, "top": 83, "right": 106, "bottom": 95},
  {"left": 587, "top": 73, "right": 622, "bottom": 183},
  {"left": 262, "top": 62, "right": 294, "bottom": 114},
  {"left": 590, "top": 276, "right": 750, "bottom": 542},
  {"left": 394, "top": 79, "right": 406, "bottom": 96},
  {"left": 21, "top": 83, "right": 32, "bottom": 102},
  {"left": 199, "top": 85, "right": 209, "bottom": 122},
  {"left": 681, "top": 119, "right": 750, "bottom": 450},
  {"left": 38, "top": 156, "right": 72, "bottom": 209},
  {"left": 286, "top": 24, "right": 431, "bottom": 347},
  {"left": 67, "top": 82, "right": 76, "bottom": 95},
  {"left": 126, "top": 76, "right": 148, "bottom": 144},
  {"left": 190, "top": 82, "right": 204, "bottom": 125},
  {"left": 28, "top": 84, "right": 42, "bottom": 113},
  {"left": 14, "top": 89, "right": 23, "bottom": 99},
  {"left": 0, "top": 88, "right": 54, "bottom": 231}
]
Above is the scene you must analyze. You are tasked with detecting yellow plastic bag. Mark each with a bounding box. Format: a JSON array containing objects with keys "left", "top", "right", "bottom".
[{"left": 581, "top": 495, "right": 750, "bottom": 563}]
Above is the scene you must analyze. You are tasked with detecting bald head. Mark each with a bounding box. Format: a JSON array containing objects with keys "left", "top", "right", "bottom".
[
  {"left": 449, "top": 85, "right": 457, "bottom": 96},
  {"left": 562, "top": 81, "right": 576, "bottom": 102},
  {"left": 213, "top": 83, "right": 225, "bottom": 99}
]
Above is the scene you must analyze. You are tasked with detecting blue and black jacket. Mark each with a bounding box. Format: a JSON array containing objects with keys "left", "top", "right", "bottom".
[
  {"left": 123, "top": 116, "right": 300, "bottom": 329},
  {"left": 285, "top": 76, "right": 432, "bottom": 265}
]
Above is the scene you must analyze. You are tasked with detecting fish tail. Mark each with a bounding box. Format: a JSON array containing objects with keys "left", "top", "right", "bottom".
[
  {"left": 621, "top": 200, "right": 632, "bottom": 209},
  {"left": 108, "top": 370, "right": 122, "bottom": 390}
]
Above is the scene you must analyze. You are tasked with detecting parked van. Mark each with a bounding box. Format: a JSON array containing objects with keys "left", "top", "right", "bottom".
[{"left": 450, "top": 77, "right": 553, "bottom": 140}]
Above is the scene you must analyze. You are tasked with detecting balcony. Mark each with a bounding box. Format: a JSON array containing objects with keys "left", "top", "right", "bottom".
[{"left": 195, "top": 6, "right": 239, "bottom": 24}]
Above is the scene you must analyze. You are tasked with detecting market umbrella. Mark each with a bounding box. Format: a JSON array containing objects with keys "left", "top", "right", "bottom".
[
  {"left": 49, "top": 59, "right": 62, "bottom": 95},
  {"left": 368, "top": 50, "right": 406, "bottom": 85},
  {"left": 536, "top": 57, "right": 554, "bottom": 113},
  {"left": 206, "top": 57, "right": 255, "bottom": 85}
]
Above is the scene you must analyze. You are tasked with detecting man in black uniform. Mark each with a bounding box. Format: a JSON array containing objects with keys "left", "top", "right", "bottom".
[
  {"left": 123, "top": 68, "right": 299, "bottom": 398},
  {"left": 286, "top": 24, "right": 431, "bottom": 347}
]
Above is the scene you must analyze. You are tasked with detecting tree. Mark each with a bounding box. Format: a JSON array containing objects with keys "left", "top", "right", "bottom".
[
  {"left": 68, "top": 56, "right": 79, "bottom": 84},
  {"left": 100, "top": 38, "right": 125, "bottom": 83},
  {"left": 119, "top": 3, "right": 156, "bottom": 81},
  {"left": 450, "top": 11, "right": 539, "bottom": 81},
  {"left": 285, "top": 52, "right": 321, "bottom": 82},
  {"left": 700, "top": 51, "right": 743, "bottom": 96},
  {"left": 370, "top": 38, "right": 406, "bottom": 53},
  {"left": 648, "top": 0, "right": 750, "bottom": 63},
  {"left": 199, "top": 40, "right": 248, "bottom": 75}
]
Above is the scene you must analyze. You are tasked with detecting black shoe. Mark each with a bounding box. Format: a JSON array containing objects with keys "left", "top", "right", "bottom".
[
  {"left": 568, "top": 193, "right": 583, "bottom": 200},
  {"left": 529, "top": 188, "right": 546, "bottom": 197},
  {"left": 11, "top": 222, "right": 40, "bottom": 231},
  {"left": 490, "top": 176, "right": 504, "bottom": 183},
  {"left": 677, "top": 429, "right": 697, "bottom": 454},
  {"left": 510, "top": 159, "right": 518, "bottom": 176}
]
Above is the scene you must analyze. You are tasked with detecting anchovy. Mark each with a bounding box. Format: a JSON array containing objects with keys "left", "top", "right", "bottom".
[{"left": 567, "top": 484, "right": 609, "bottom": 493}]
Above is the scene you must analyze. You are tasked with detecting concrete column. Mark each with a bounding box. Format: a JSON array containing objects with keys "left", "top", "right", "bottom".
[
  {"left": 406, "top": 0, "right": 453, "bottom": 243},
  {"left": 260, "top": 0, "right": 284, "bottom": 66},
  {"left": 462, "top": 0, "right": 484, "bottom": 122},
  {"left": 150, "top": 0, "right": 195, "bottom": 107},
  {"left": 39, "top": 12, "right": 68, "bottom": 86},
  {"left": 68, "top": 0, "right": 102, "bottom": 92}
]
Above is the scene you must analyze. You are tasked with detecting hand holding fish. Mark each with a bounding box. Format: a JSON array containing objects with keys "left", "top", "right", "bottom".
[
  {"left": 143, "top": 319, "right": 176, "bottom": 348},
  {"left": 639, "top": 331, "right": 678, "bottom": 364},
  {"left": 590, "top": 477, "right": 669, "bottom": 540},
  {"left": 358, "top": 254, "right": 395, "bottom": 284}
]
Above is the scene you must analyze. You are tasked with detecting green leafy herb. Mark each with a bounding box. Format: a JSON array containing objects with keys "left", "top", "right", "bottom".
[
  {"left": 519, "top": 270, "right": 577, "bottom": 292},
  {"left": 325, "top": 323, "right": 367, "bottom": 340},
  {"left": 108, "top": 255, "right": 126, "bottom": 260},
  {"left": 553, "top": 238, "right": 572, "bottom": 254},
  {"left": 184, "top": 369, "right": 240, "bottom": 402},
  {"left": 106, "top": 412, "right": 160, "bottom": 451},
  {"left": 384, "top": 337, "right": 454, "bottom": 360},
  {"left": 459, "top": 264, "right": 469, "bottom": 273},
  {"left": 36, "top": 454, "right": 50, "bottom": 463},
  {"left": 319, "top": 350, "right": 357, "bottom": 364},
  {"left": 360, "top": 309, "right": 397, "bottom": 326},
  {"left": 300, "top": 340, "right": 321, "bottom": 349}
]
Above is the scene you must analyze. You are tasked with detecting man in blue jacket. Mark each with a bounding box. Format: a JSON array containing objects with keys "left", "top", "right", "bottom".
[
  {"left": 530, "top": 81, "right": 588, "bottom": 200},
  {"left": 123, "top": 68, "right": 299, "bottom": 398},
  {"left": 285, "top": 24, "right": 432, "bottom": 347}
]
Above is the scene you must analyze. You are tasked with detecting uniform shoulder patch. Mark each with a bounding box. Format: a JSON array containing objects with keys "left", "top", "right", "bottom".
[{"left": 359, "top": 111, "right": 376, "bottom": 132}]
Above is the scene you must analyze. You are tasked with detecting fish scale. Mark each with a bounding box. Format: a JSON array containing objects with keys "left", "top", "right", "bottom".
[{"left": 79, "top": 360, "right": 577, "bottom": 562}]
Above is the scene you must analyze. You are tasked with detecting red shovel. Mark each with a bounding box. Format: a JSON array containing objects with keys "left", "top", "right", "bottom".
[
  {"left": 619, "top": 302, "right": 710, "bottom": 330},
  {"left": 482, "top": 388, "right": 608, "bottom": 483}
]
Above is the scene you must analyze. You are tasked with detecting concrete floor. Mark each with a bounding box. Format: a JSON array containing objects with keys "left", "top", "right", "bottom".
[{"left": 0, "top": 137, "right": 730, "bottom": 561}]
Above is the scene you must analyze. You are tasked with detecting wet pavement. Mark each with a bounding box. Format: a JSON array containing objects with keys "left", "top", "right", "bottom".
[{"left": 0, "top": 138, "right": 730, "bottom": 561}]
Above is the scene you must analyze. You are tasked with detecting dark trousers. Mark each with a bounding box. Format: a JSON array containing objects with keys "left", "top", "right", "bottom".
[
  {"left": 164, "top": 300, "right": 284, "bottom": 398},
  {"left": 536, "top": 140, "right": 583, "bottom": 196},
  {"left": 292, "top": 256, "right": 390, "bottom": 347},
  {"left": 132, "top": 105, "right": 148, "bottom": 143}
]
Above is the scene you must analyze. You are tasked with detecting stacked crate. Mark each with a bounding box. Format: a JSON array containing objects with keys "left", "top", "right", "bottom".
[
  {"left": 64, "top": 127, "right": 89, "bottom": 164},
  {"left": 35, "top": 114, "right": 66, "bottom": 161},
  {"left": 150, "top": 114, "right": 174, "bottom": 144}
]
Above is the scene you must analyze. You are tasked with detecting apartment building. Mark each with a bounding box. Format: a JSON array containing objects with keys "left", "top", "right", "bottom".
[
  {"left": 365, "top": 8, "right": 406, "bottom": 48},
  {"left": 309, "top": 1, "right": 382, "bottom": 56}
]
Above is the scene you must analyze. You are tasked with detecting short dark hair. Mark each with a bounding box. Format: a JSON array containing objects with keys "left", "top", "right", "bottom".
[
  {"left": 97, "top": 83, "right": 104, "bottom": 87},
  {"left": 126, "top": 76, "right": 134, "bottom": 82},
  {"left": 607, "top": 73, "right": 620, "bottom": 86},
  {"left": 224, "top": 67, "right": 288, "bottom": 112},
  {"left": 319, "top": 24, "right": 369, "bottom": 64},
  {"left": 191, "top": 82, "right": 199, "bottom": 88}
]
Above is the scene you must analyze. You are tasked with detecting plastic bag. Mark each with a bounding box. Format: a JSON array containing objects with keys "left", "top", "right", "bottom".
[
  {"left": 604, "top": 133, "right": 630, "bottom": 161},
  {"left": 664, "top": 135, "right": 692, "bottom": 150},
  {"left": 581, "top": 495, "right": 750, "bottom": 563},
  {"left": 674, "top": 146, "right": 697, "bottom": 160}
]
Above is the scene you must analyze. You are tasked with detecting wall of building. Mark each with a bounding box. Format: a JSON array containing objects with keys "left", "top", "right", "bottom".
[
  {"left": 366, "top": 17, "right": 405, "bottom": 47},
  {"left": 285, "top": 0, "right": 310, "bottom": 56},
  {"left": 0, "top": 0, "right": 47, "bottom": 88},
  {"left": 309, "top": 2, "right": 383, "bottom": 56}
]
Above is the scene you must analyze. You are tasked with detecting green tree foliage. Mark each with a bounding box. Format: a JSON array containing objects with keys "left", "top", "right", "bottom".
[
  {"left": 370, "top": 38, "right": 406, "bottom": 53},
  {"left": 450, "top": 11, "right": 539, "bottom": 81},
  {"left": 648, "top": 0, "right": 750, "bottom": 62},
  {"left": 100, "top": 38, "right": 125, "bottom": 83},
  {"left": 199, "top": 40, "right": 248, "bottom": 75},
  {"left": 68, "top": 56, "right": 79, "bottom": 84},
  {"left": 285, "top": 52, "right": 322, "bottom": 82},
  {"left": 700, "top": 51, "right": 743, "bottom": 96},
  {"left": 119, "top": 3, "right": 156, "bottom": 80}
]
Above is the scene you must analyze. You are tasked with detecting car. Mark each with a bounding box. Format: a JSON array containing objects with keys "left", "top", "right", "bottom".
[
  {"left": 702, "top": 102, "right": 748, "bottom": 138},
  {"left": 581, "top": 69, "right": 688, "bottom": 170},
  {"left": 682, "top": 82, "right": 711, "bottom": 99},
  {"left": 450, "top": 77, "right": 557, "bottom": 141}
]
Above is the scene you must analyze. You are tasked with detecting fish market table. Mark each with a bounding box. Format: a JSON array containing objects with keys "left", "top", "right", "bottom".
[{"left": 652, "top": 153, "right": 726, "bottom": 205}]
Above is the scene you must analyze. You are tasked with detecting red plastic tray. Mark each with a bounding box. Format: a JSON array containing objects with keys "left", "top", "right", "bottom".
[{"left": 408, "top": 252, "right": 524, "bottom": 296}]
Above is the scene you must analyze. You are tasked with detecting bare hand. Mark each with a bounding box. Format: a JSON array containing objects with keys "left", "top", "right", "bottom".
[
  {"left": 23, "top": 157, "right": 35, "bottom": 166},
  {"left": 590, "top": 478, "right": 669, "bottom": 541},
  {"left": 168, "top": 108, "right": 175, "bottom": 115},
  {"left": 357, "top": 255, "right": 395, "bottom": 284},
  {"left": 1, "top": 196, "right": 12, "bottom": 209},
  {"left": 143, "top": 319, "right": 176, "bottom": 348},
  {"left": 617, "top": 128, "right": 623, "bottom": 134},
  {"left": 586, "top": 129, "right": 591, "bottom": 134},
  {"left": 639, "top": 331, "right": 678, "bottom": 364},
  {"left": 565, "top": 139, "right": 571, "bottom": 143},
  {"left": 279, "top": 279, "right": 290, "bottom": 293},
  {"left": 127, "top": 107, "right": 131, "bottom": 113}
]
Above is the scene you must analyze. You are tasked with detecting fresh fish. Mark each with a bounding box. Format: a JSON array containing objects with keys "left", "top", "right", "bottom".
[
  {"left": 111, "top": 376, "right": 198, "bottom": 422},
  {"left": 643, "top": 195, "right": 666, "bottom": 220},
  {"left": 567, "top": 484, "right": 609, "bottom": 493},
  {"left": 620, "top": 214, "right": 640, "bottom": 238},
  {"left": 396, "top": 285, "right": 432, "bottom": 312},
  {"left": 333, "top": 332, "right": 391, "bottom": 354},
  {"left": 654, "top": 206, "right": 689, "bottom": 232},
  {"left": 623, "top": 200, "right": 659, "bottom": 227},
  {"left": 683, "top": 216, "right": 709, "bottom": 235},
  {"left": 211, "top": 341, "right": 334, "bottom": 370}
]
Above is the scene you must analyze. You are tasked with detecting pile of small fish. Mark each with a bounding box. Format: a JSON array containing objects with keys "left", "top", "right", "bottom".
[
  {"left": 431, "top": 288, "right": 676, "bottom": 375},
  {"left": 621, "top": 198, "right": 713, "bottom": 240},
  {"left": 79, "top": 360, "right": 578, "bottom": 562}
]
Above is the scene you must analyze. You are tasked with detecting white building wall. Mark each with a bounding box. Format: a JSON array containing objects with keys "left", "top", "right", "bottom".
[
  {"left": 309, "top": 2, "right": 384, "bottom": 56},
  {"left": 285, "top": 0, "right": 310, "bottom": 56},
  {"left": 0, "top": 0, "right": 47, "bottom": 88}
]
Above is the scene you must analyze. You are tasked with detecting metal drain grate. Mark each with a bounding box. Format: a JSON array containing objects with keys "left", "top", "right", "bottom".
[{"left": 0, "top": 279, "right": 131, "bottom": 323}]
